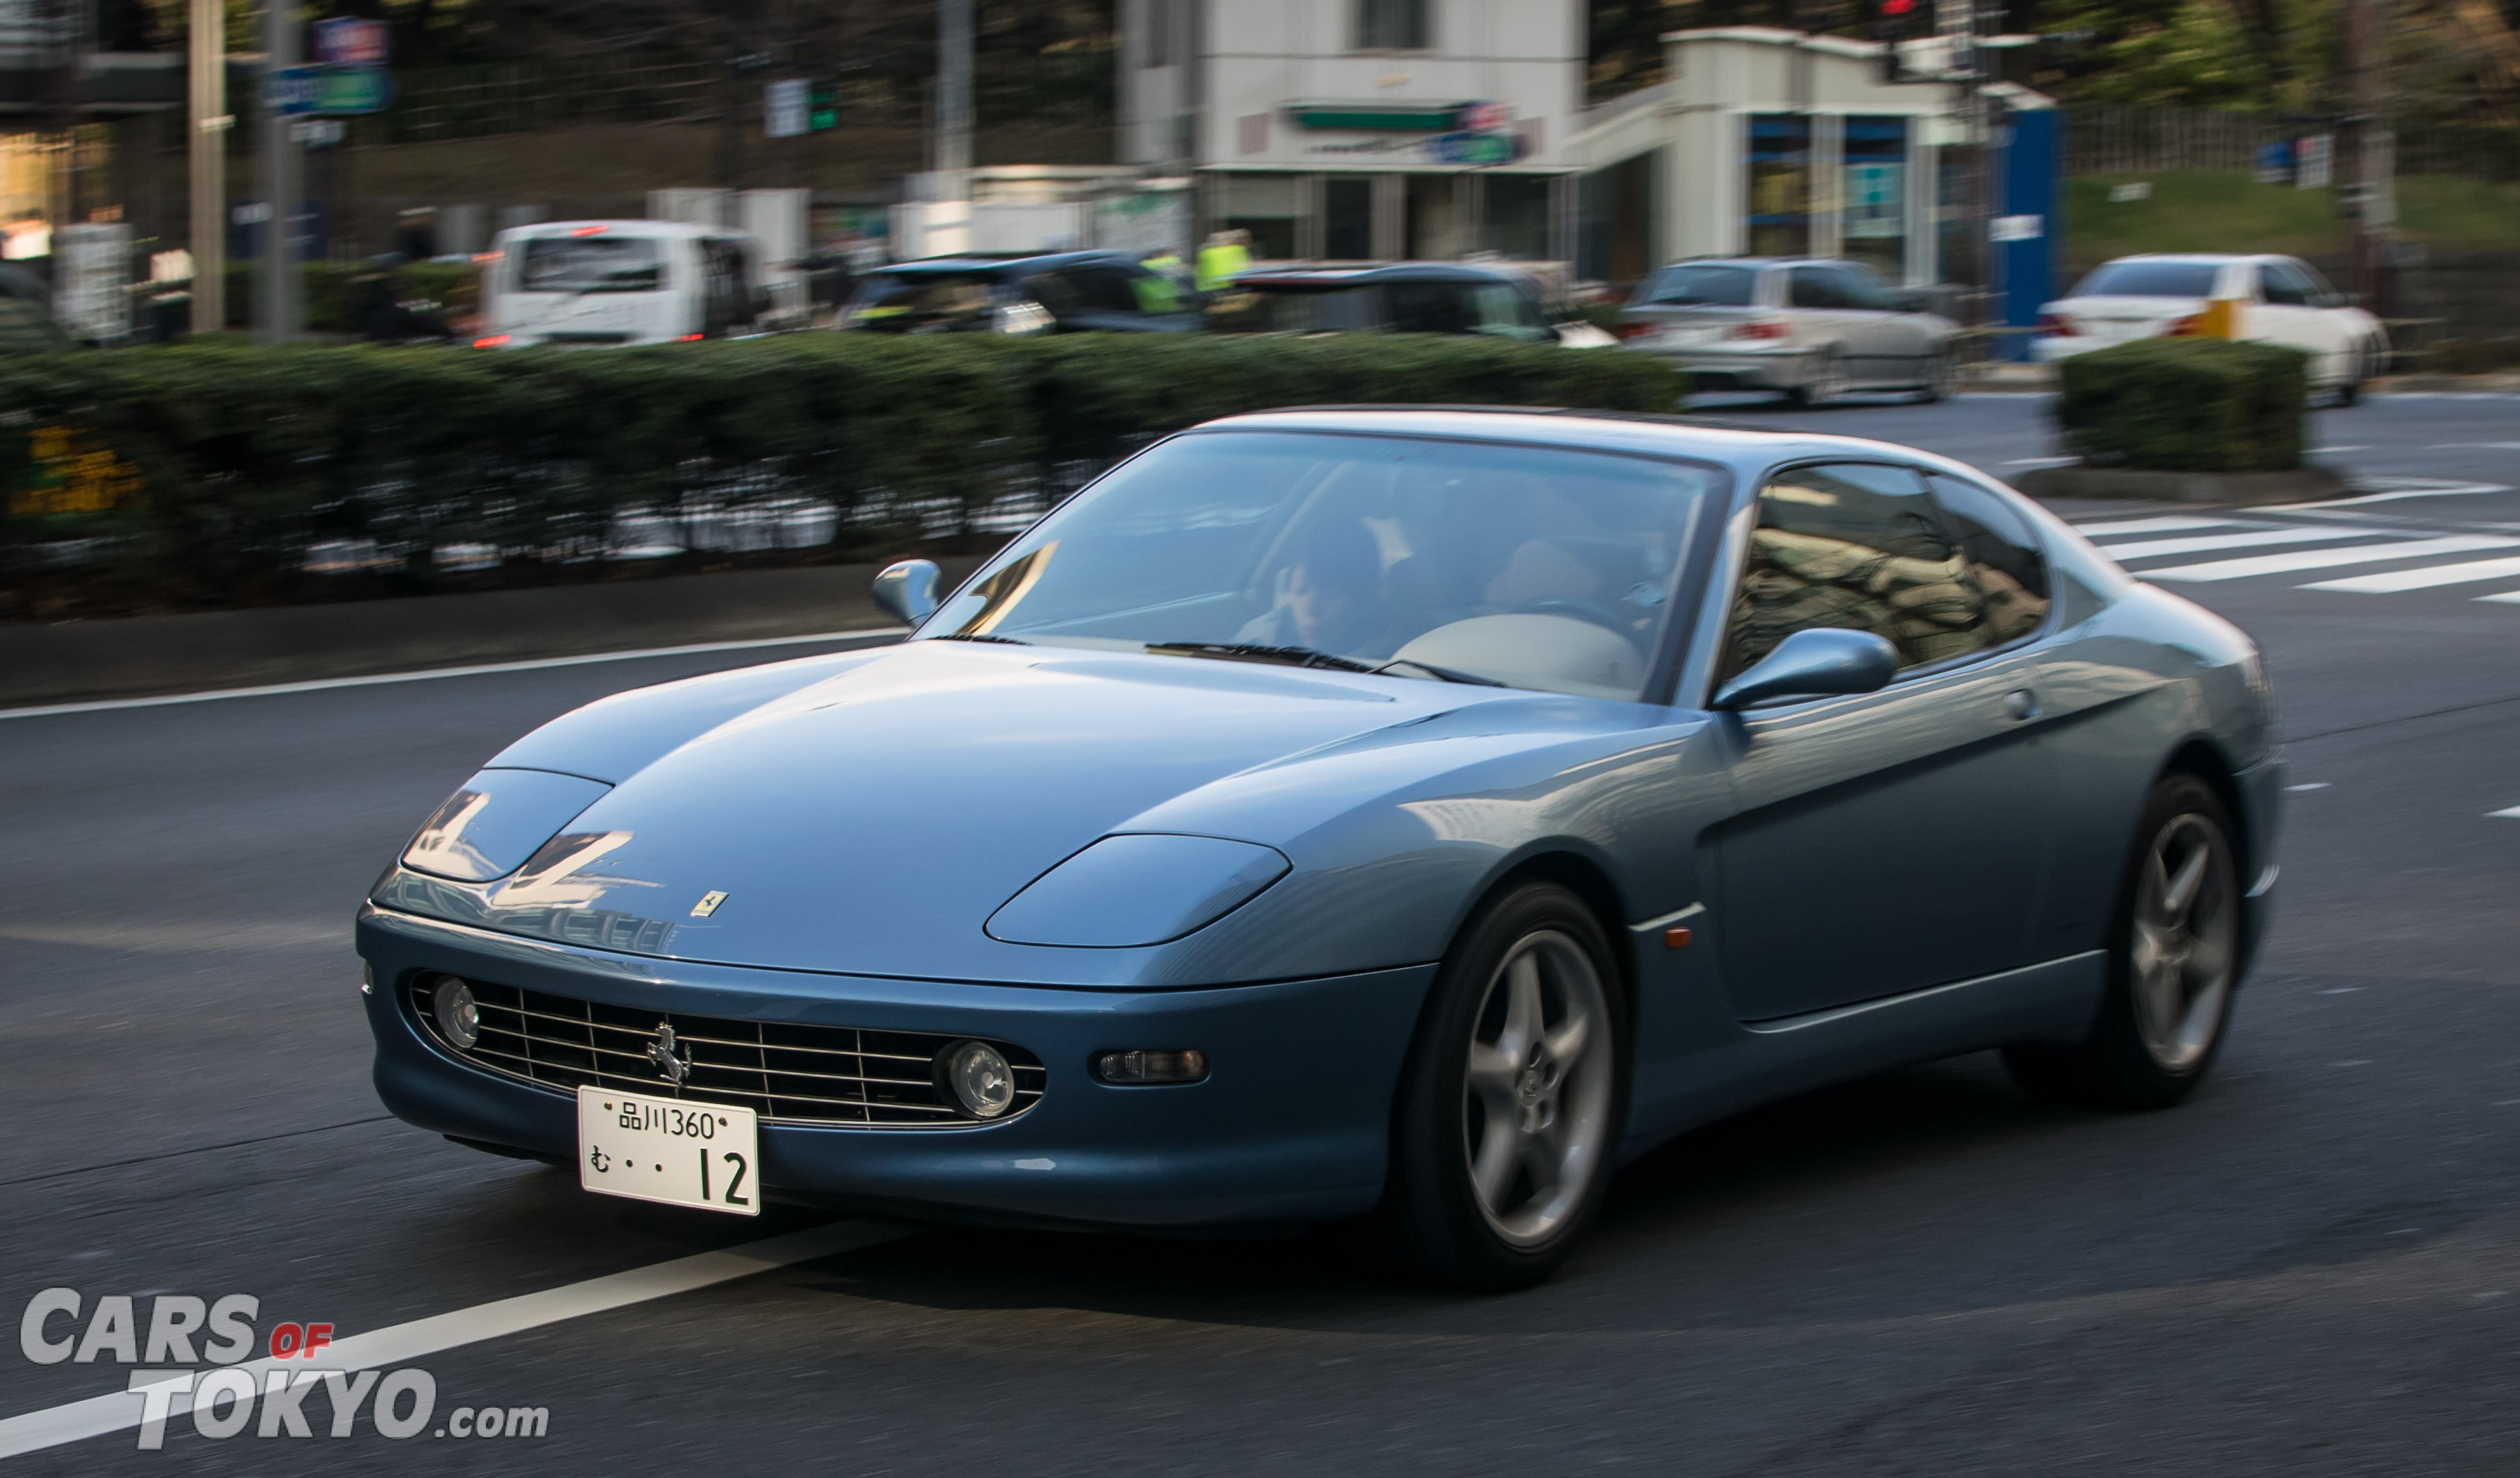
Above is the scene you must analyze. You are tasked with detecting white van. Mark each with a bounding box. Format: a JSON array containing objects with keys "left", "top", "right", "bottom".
[{"left": 476, "top": 220, "right": 767, "bottom": 348}]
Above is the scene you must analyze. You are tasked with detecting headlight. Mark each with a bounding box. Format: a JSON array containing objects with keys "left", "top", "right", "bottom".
[
  {"left": 985, "top": 834, "right": 1290, "bottom": 948},
  {"left": 401, "top": 768, "right": 613, "bottom": 882},
  {"left": 992, "top": 299, "right": 1054, "bottom": 335}
]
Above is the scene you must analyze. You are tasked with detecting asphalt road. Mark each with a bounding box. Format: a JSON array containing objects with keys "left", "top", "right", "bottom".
[{"left": 4, "top": 392, "right": 2519, "bottom": 1475}]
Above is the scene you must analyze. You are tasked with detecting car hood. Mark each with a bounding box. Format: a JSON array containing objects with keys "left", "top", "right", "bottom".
[{"left": 375, "top": 640, "right": 1534, "bottom": 982}]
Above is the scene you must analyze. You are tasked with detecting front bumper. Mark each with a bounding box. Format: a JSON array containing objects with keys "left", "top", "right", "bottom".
[{"left": 357, "top": 905, "right": 1433, "bottom": 1229}]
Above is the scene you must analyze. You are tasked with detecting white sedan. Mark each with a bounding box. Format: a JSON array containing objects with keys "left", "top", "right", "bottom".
[{"left": 2032, "top": 253, "right": 2388, "bottom": 403}]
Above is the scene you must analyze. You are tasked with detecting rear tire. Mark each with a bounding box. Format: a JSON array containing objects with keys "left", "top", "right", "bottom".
[
  {"left": 2004, "top": 773, "right": 2241, "bottom": 1110},
  {"left": 1373, "top": 882, "right": 1627, "bottom": 1292}
]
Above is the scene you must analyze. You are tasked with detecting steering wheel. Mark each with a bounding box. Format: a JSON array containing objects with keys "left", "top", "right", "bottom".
[{"left": 1512, "top": 596, "right": 1635, "bottom": 638}]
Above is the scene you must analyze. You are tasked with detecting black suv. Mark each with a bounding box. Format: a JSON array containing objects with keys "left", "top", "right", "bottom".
[
  {"left": 838, "top": 250, "right": 1197, "bottom": 335},
  {"left": 1204, "top": 262, "right": 1580, "bottom": 344}
]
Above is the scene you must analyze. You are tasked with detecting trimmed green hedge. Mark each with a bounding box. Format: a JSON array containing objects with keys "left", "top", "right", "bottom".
[
  {"left": 0, "top": 335, "right": 1685, "bottom": 619},
  {"left": 2056, "top": 337, "right": 2308, "bottom": 473}
]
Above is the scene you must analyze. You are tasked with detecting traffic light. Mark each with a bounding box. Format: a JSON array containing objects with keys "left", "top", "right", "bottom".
[{"left": 1872, "top": 0, "right": 1921, "bottom": 83}]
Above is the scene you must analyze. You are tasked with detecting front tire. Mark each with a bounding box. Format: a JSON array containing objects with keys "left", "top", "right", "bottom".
[
  {"left": 1917, "top": 346, "right": 1956, "bottom": 403},
  {"left": 1786, "top": 347, "right": 1845, "bottom": 408},
  {"left": 1374, "top": 882, "right": 1627, "bottom": 1291},
  {"left": 2005, "top": 773, "right": 2242, "bottom": 1109}
]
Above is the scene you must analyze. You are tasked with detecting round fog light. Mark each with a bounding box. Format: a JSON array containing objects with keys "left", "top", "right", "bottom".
[
  {"left": 938, "top": 1040, "right": 1015, "bottom": 1119},
  {"left": 432, "top": 977, "right": 480, "bottom": 1050}
]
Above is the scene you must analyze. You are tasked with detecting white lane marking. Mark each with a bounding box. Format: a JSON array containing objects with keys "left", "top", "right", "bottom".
[
  {"left": 2286, "top": 782, "right": 2331, "bottom": 791},
  {"left": 0, "top": 1220, "right": 904, "bottom": 1460},
  {"left": 2067, "top": 515, "right": 2242, "bottom": 537},
  {"left": 2306, "top": 555, "right": 2520, "bottom": 594},
  {"left": 0, "top": 627, "right": 908, "bottom": 723},
  {"left": 2489, "top": 805, "right": 2520, "bottom": 818},
  {"left": 2476, "top": 591, "right": 2520, "bottom": 605},
  {"left": 2142, "top": 535, "right": 2520, "bottom": 582},
  {"left": 2100, "top": 527, "right": 2371, "bottom": 561},
  {"left": 2262, "top": 480, "right": 2514, "bottom": 508},
  {"left": 2003, "top": 455, "right": 2079, "bottom": 468},
  {"left": 2309, "top": 445, "right": 2372, "bottom": 453},
  {"left": 2437, "top": 442, "right": 2520, "bottom": 450}
]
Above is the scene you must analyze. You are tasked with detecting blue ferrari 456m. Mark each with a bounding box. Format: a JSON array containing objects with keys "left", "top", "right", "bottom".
[{"left": 357, "top": 408, "right": 2280, "bottom": 1289}]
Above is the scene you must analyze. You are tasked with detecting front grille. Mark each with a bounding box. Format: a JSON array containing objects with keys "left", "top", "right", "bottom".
[{"left": 410, "top": 974, "right": 1045, "bottom": 1127}]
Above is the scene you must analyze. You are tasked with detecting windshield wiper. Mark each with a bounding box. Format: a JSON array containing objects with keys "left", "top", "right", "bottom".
[
  {"left": 1145, "top": 641, "right": 1378, "bottom": 673},
  {"left": 1371, "top": 657, "right": 1505, "bottom": 686},
  {"left": 927, "top": 632, "right": 1029, "bottom": 644}
]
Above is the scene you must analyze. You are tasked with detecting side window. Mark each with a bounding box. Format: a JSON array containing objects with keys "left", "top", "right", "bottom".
[
  {"left": 1829, "top": 264, "right": 1892, "bottom": 310},
  {"left": 1069, "top": 267, "right": 1144, "bottom": 315},
  {"left": 1387, "top": 281, "right": 1475, "bottom": 333},
  {"left": 2259, "top": 261, "right": 2310, "bottom": 306},
  {"left": 1470, "top": 283, "right": 1549, "bottom": 342},
  {"left": 1024, "top": 270, "right": 1080, "bottom": 316},
  {"left": 1723, "top": 462, "right": 1989, "bottom": 681},
  {"left": 2290, "top": 258, "right": 2342, "bottom": 308},
  {"left": 1925, "top": 473, "right": 2054, "bottom": 645},
  {"left": 1787, "top": 267, "right": 1841, "bottom": 310}
]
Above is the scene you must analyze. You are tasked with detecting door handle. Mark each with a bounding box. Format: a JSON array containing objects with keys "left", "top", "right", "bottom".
[{"left": 2001, "top": 689, "right": 2043, "bottom": 722}]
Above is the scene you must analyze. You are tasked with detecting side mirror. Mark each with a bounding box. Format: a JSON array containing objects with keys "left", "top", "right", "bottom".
[
  {"left": 871, "top": 558, "right": 941, "bottom": 626},
  {"left": 1712, "top": 628, "right": 1898, "bottom": 710}
]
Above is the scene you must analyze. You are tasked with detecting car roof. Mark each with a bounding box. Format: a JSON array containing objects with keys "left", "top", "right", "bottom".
[
  {"left": 1650, "top": 258, "right": 1847, "bottom": 271},
  {"left": 2094, "top": 253, "right": 2267, "bottom": 264},
  {"left": 1232, "top": 261, "right": 1531, "bottom": 287},
  {"left": 873, "top": 250, "right": 1138, "bottom": 276},
  {"left": 1182, "top": 406, "right": 1982, "bottom": 480}
]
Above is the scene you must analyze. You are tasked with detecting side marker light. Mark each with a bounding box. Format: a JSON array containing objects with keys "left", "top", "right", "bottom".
[{"left": 1664, "top": 926, "right": 1693, "bottom": 949}]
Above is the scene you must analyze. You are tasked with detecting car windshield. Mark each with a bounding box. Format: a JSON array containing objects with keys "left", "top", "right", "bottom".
[
  {"left": 518, "top": 236, "right": 666, "bottom": 293},
  {"left": 846, "top": 270, "right": 1007, "bottom": 328},
  {"left": 2071, "top": 261, "right": 2223, "bottom": 298},
  {"left": 924, "top": 430, "right": 1717, "bottom": 702},
  {"left": 1206, "top": 284, "right": 1383, "bottom": 333},
  {"left": 1637, "top": 264, "right": 1759, "bottom": 307}
]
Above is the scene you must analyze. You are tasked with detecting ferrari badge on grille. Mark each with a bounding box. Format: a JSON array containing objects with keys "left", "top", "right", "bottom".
[{"left": 689, "top": 890, "right": 729, "bottom": 918}]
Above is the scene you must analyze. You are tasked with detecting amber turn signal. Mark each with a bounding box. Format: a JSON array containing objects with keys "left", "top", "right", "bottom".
[{"left": 1664, "top": 926, "right": 1693, "bottom": 950}]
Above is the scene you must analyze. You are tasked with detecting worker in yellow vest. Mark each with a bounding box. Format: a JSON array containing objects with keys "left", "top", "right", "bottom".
[{"left": 1196, "top": 229, "right": 1253, "bottom": 292}]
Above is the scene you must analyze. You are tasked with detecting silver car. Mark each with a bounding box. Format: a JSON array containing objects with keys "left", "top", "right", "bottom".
[{"left": 1615, "top": 258, "right": 1960, "bottom": 405}]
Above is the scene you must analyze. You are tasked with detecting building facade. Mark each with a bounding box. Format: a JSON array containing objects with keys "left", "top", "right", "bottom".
[
  {"left": 1120, "top": 0, "right": 1586, "bottom": 262},
  {"left": 1571, "top": 28, "right": 2056, "bottom": 292}
]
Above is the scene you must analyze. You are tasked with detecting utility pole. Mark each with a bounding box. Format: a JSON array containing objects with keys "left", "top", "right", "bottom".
[
  {"left": 935, "top": 0, "right": 972, "bottom": 196},
  {"left": 256, "top": 0, "right": 302, "bottom": 342},
  {"left": 187, "top": 0, "right": 226, "bottom": 335},
  {"left": 2341, "top": 0, "right": 2384, "bottom": 310}
]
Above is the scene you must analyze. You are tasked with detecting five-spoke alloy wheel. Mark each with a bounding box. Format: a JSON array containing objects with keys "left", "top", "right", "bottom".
[
  {"left": 1378, "top": 882, "right": 1627, "bottom": 1290},
  {"left": 2006, "top": 773, "right": 2242, "bottom": 1109}
]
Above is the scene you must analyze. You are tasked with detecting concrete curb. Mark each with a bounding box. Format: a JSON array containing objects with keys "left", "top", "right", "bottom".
[
  {"left": 0, "top": 557, "right": 984, "bottom": 709},
  {"left": 2013, "top": 464, "right": 2351, "bottom": 506}
]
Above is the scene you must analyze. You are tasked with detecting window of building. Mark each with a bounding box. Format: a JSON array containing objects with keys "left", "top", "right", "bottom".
[
  {"left": 1324, "top": 176, "right": 1374, "bottom": 260},
  {"left": 1355, "top": 0, "right": 1428, "bottom": 51},
  {"left": 1480, "top": 174, "right": 1553, "bottom": 261},
  {"left": 1841, "top": 116, "right": 1907, "bottom": 281},
  {"left": 1746, "top": 115, "right": 1811, "bottom": 258},
  {"left": 1219, "top": 172, "right": 1301, "bottom": 261}
]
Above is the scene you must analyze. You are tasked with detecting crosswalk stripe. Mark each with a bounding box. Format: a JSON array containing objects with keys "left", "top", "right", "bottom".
[
  {"left": 2099, "top": 527, "right": 2373, "bottom": 561},
  {"left": 2142, "top": 535, "right": 2520, "bottom": 582},
  {"left": 2070, "top": 515, "right": 2244, "bottom": 538},
  {"left": 2304, "top": 554, "right": 2520, "bottom": 594},
  {"left": 2474, "top": 591, "right": 2520, "bottom": 605}
]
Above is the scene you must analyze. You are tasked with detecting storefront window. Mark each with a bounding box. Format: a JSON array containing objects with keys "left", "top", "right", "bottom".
[
  {"left": 1842, "top": 116, "right": 1908, "bottom": 280},
  {"left": 1325, "top": 176, "right": 1373, "bottom": 259},
  {"left": 1480, "top": 175, "right": 1553, "bottom": 260},
  {"left": 1746, "top": 115, "right": 1811, "bottom": 258},
  {"left": 1220, "top": 172, "right": 1301, "bottom": 260}
]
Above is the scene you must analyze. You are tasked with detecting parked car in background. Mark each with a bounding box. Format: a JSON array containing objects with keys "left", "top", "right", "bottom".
[
  {"left": 840, "top": 250, "right": 1199, "bottom": 336},
  {"left": 2033, "top": 253, "right": 2388, "bottom": 403},
  {"left": 1207, "top": 262, "right": 1616, "bottom": 346},
  {"left": 1614, "top": 258, "right": 1959, "bottom": 405},
  {"left": 475, "top": 221, "right": 767, "bottom": 348}
]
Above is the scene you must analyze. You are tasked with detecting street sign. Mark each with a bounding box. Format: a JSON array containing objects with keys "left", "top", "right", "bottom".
[
  {"left": 271, "top": 65, "right": 397, "bottom": 117},
  {"left": 1426, "top": 131, "right": 1523, "bottom": 165},
  {"left": 765, "top": 78, "right": 809, "bottom": 139},
  {"left": 311, "top": 17, "right": 390, "bottom": 66},
  {"left": 288, "top": 117, "right": 346, "bottom": 147}
]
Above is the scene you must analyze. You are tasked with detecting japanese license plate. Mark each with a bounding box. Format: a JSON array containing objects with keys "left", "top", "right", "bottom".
[{"left": 577, "top": 1086, "right": 759, "bottom": 1216}]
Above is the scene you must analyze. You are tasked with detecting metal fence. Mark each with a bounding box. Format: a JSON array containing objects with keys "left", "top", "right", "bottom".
[{"left": 2065, "top": 106, "right": 2520, "bottom": 182}]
